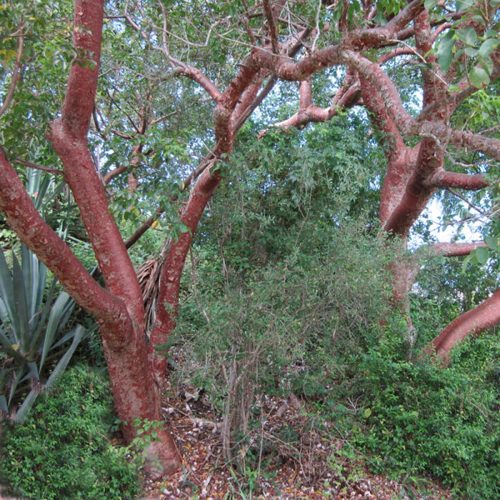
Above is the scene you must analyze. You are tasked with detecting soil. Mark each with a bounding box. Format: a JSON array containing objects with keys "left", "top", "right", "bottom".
[{"left": 142, "top": 384, "right": 451, "bottom": 499}]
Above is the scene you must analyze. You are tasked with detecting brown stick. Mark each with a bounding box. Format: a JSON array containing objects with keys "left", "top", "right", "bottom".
[
  {"left": 0, "top": 22, "right": 24, "bottom": 117},
  {"left": 15, "top": 159, "right": 63, "bottom": 176}
]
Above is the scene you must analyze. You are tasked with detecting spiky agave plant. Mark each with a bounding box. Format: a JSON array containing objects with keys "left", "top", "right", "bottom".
[
  {"left": 0, "top": 168, "right": 85, "bottom": 423},
  {"left": 0, "top": 244, "right": 86, "bottom": 423}
]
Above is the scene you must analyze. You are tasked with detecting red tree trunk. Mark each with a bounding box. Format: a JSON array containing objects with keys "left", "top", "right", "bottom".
[
  {"left": 0, "top": 0, "right": 182, "bottom": 476},
  {"left": 102, "top": 323, "right": 180, "bottom": 476},
  {"left": 150, "top": 165, "right": 222, "bottom": 379}
]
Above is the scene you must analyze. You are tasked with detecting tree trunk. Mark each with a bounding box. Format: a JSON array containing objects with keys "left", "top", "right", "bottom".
[
  {"left": 150, "top": 161, "right": 222, "bottom": 380},
  {"left": 390, "top": 257, "right": 419, "bottom": 346},
  {"left": 101, "top": 323, "right": 181, "bottom": 477}
]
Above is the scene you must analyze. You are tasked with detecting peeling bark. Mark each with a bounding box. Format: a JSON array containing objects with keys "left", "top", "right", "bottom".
[
  {"left": 150, "top": 163, "right": 222, "bottom": 378},
  {"left": 0, "top": 0, "right": 181, "bottom": 475},
  {"left": 1, "top": 3, "right": 499, "bottom": 483}
]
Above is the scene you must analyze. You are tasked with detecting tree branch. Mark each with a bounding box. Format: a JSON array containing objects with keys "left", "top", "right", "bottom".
[
  {"left": 0, "top": 22, "right": 24, "bottom": 118},
  {"left": 61, "top": 0, "right": 103, "bottom": 138},
  {"left": 428, "top": 170, "right": 489, "bottom": 190},
  {"left": 416, "top": 122, "right": 500, "bottom": 161},
  {"left": 48, "top": 0, "right": 145, "bottom": 328},
  {"left": 429, "top": 241, "right": 486, "bottom": 257},
  {"left": 431, "top": 290, "right": 500, "bottom": 362},
  {"left": 263, "top": 74, "right": 360, "bottom": 134},
  {"left": 14, "top": 159, "right": 63, "bottom": 176},
  {"left": 0, "top": 149, "right": 132, "bottom": 338},
  {"left": 156, "top": 1, "right": 223, "bottom": 103},
  {"left": 102, "top": 165, "right": 128, "bottom": 184},
  {"left": 343, "top": 51, "right": 500, "bottom": 161},
  {"left": 378, "top": 46, "right": 415, "bottom": 64},
  {"left": 263, "top": 0, "right": 279, "bottom": 53},
  {"left": 250, "top": 0, "right": 423, "bottom": 82}
]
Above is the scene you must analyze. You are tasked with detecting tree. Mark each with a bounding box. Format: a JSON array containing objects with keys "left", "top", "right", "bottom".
[
  {"left": 1, "top": 0, "right": 498, "bottom": 476},
  {"left": 255, "top": 0, "right": 499, "bottom": 359}
]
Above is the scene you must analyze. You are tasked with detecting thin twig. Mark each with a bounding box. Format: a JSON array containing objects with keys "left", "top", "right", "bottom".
[
  {"left": 263, "top": 0, "right": 279, "bottom": 53},
  {"left": 15, "top": 159, "right": 63, "bottom": 176},
  {"left": 311, "top": 0, "right": 322, "bottom": 51},
  {"left": 0, "top": 22, "right": 24, "bottom": 117},
  {"left": 447, "top": 188, "right": 488, "bottom": 216}
]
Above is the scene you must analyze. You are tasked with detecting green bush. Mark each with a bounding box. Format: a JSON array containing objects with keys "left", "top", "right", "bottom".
[
  {"left": 0, "top": 365, "right": 139, "bottom": 499},
  {"left": 339, "top": 331, "right": 499, "bottom": 498},
  {"left": 172, "top": 222, "right": 397, "bottom": 467}
]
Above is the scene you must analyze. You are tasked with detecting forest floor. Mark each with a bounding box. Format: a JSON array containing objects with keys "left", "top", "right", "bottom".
[{"left": 142, "top": 383, "right": 451, "bottom": 499}]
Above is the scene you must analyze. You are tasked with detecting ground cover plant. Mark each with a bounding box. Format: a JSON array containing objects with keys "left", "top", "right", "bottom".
[{"left": 0, "top": 365, "right": 139, "bottom": 499}]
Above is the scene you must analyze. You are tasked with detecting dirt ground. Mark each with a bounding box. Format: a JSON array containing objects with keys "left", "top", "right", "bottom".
[{"left": 142, "top": 386, "right": 451, "bottom": 499}]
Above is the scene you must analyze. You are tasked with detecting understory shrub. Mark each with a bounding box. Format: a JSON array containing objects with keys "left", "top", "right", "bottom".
[
  {"left": 338, "top": 330, "right": 499, "bottom": 499},
  {"left": 171, "top": 223, "right": 397, "bottom": 467},
  {"left": 173, "top": 225, "right": 498, "bottom": 497},
  {"left": 0, "top": 365, "right": 139, "bottom": 499}
]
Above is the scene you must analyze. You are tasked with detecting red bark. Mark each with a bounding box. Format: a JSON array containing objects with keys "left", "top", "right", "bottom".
[
  {"left": 147, "top": 26, "right": 290, "bottom": 379},
  {"left": 0, "top": 0, "right": 181, "bottom": 476},
  {"left": 428, "top": 170, "right": 489, "bottom": 190},
  {"left": 259, "top": 5, "right": 499, "bottom": 356},
  {"left": 1, "top": 3, "right": 499, "bottom": 482},
  {"left": 1, "top": 147, "right": 181, "bottom": 477},
  {"left": 102, "top": 165, "right": 128, "bottom": 184},
  {"left": 0, "top": 149, "right": 130, "bottom": 336},
  {"left": 432, "top": 290, "right": 500, "bottom": 362},
  {"left": 150, "top": 164, "right": 222, "bottom": 377},
  {"left": 430, "top": 241, "right": 487, "bottom": 257},
  {"left": 47, "top": 0, "right": 144, "bottom": 328}
]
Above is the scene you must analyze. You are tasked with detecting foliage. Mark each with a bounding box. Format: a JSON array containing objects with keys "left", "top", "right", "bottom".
[
  {"left": 172, "top": 114, "right": 392, "bottom": 413},
  {"left": 0, "top": 365, "right": 139, "bottom": 500},
  {"left": 1, "top": 0, "right": 498, "bottom": 494},
  {"left": 172, "top": 218, "right": 397, "bottom": 465},
  {"left": 0, "top": 244, "right": 85, "bottom": 422},
  {"left": 0, "top": 0, "right": 73, "bottom": 161},
  {"left": 329, "top": 329, "right": 499, "bottom": 498},
  {"left": 431, "top": 0, "right": 499, "bottom": 87}
]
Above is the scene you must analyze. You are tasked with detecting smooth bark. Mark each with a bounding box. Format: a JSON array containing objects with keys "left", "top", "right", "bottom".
[{"left": 432, "top": 290, "right": 500, "bottom": 362}]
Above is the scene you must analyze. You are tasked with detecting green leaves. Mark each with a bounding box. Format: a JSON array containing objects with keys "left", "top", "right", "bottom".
[
  {"left": 1, "top": 366, "right": 139, "bottom": 499},
  {"left": 474, "top": 246, "right": 489, "bottom": 265},
  {"left": 456, "top": 27, "right": 478, "bottom": 47},
  {"left": 469, "top": 65, "right": 490, "bottom": 88},
  {"left": 424, "top": 0, "right": 440, "bottom": 11},
  {"left": 376, "top": 0, "right": 406, "bottom": 16},
  {"left": 437, "top": 30, "right": 455, "bottom": 72},
  {"left": 350, "top": 337, "right": 499, "bottom": 498},
  {"left": 0, "top": 245, "right": 83, "bottom": 423},
  {"left": 477, "top": 38, "right": 499, "bottom": 59},
  {"left": 435, "top": 15, "right": 498, "bottom": 88}
]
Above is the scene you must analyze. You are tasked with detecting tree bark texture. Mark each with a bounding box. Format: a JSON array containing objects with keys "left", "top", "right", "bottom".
[{"left": 0, "top": 0, "right": 181, "bottom": 476}]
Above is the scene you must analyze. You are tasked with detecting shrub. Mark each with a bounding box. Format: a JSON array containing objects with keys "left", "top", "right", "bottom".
[
  {"left": 338, "top": 330, "right": 499, "bottom": 498},
  {"left": 0, "top": 365, "right": 139, "bottom": 499},
  {"left": 171, "top": 223, "right": 397, "bottom": 466}
]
